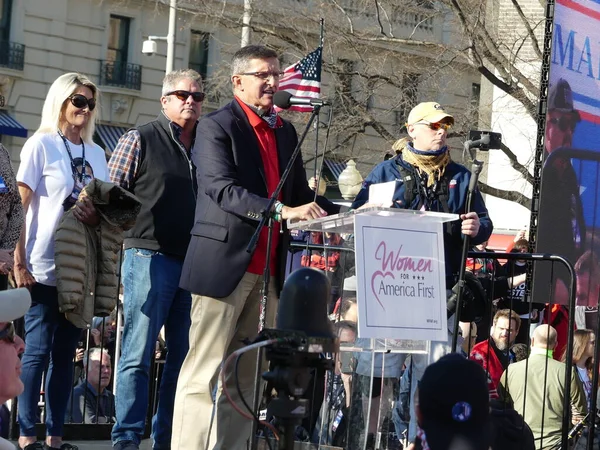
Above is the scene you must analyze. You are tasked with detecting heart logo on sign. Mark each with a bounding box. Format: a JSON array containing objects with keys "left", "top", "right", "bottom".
[{"left": 370, "top": 270, "right": 394, "bottom": 311}]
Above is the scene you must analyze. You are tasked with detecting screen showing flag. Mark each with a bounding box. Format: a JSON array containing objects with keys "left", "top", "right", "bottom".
[{"left": 277, "top": 47, "right": 322, "bottom": 112}]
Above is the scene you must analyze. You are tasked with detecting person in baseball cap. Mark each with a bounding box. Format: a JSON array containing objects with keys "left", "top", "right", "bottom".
[
  {"left": 406, "top": 102, "right": 455, "bottom": 127},
  {"left": 415, "top": 353, "right": 491, "bottom": 450},
  {"left": 0, "top": 288, "right": 30, "bottom": 406},
  {"left": 548, "top": 78, "right": 580, "bottom": 120},
  {"left": 545, "top": 78, "right": 580, "bottom": 156},
  {"left": 0, "top": 287, "right": 31, "bottom": 323}
]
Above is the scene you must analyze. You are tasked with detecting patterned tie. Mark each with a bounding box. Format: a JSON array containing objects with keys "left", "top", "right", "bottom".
[{"left": 262, "top": 109, "right": 279, "bottom": 129}]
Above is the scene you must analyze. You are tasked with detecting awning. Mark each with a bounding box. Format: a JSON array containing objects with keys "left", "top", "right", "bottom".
[
  {"left": 324, "top": 159, "right": 347, "bottom": 180},
  {"left": 97, "top": 124, "right": 128, "bottom": 154},
  {"left": 0, "top": 111, "right": 27, "bottom": 138}
]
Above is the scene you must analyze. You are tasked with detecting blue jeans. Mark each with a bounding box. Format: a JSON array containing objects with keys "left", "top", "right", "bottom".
[
  {"left": 112, "top": 248, "right": 191, "bottom": 449},
  {"left": 18, "top": 283, "right": 82, "bottom": 437}
]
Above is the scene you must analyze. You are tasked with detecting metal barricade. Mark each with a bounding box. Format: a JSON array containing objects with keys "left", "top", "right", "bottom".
[
  {"left": 466, "top": 250, "right": 585, "bottom": 450},
  {"left": 7, "top": 242, "right": 591, "bottom": 450}
]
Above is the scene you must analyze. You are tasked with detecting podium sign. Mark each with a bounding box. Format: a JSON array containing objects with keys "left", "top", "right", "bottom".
[
  {"left": 355, "top": 210, "right": 456, "bottom": 341},
  {"left": 287, "top": 207, "right": 457, "bottom": 342}
]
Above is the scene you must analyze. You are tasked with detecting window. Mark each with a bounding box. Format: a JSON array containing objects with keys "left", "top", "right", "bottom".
[
  {"left": 107, "top": 15, "right": 130, "bottom": 67},
  {"left": 189, "top": 31, "right": 209, "bottom": 80},
  {"left": 471, "top": 82, "right": 481, "bottom": 124},
  {"left": 397, "top": 72, "right": 420, "bottom": 131},
  {"left": 0, "top": 0, "right": 12, "bottom": 43},
  {"left": 101, "top": 15, "right": 141, "bottom": 90},
  {"left": 338, "top": 59, "right": 354, "bottom": 97},
  {"left": 471, "top": 83, "right": 481, "bottom": 110},
  {"left": 0, "top": 0, "right": 22, "bottom": 70}
]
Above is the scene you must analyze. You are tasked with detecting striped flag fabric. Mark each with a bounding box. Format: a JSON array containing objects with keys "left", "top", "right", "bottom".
[{"left": 277, "top": 47, "right": 323, "bottom": 112}]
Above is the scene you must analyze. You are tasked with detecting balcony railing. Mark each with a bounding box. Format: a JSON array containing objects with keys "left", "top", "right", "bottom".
[
  {"left": 99, "top": 60, "right": 142, "bottom": 91},
  {"left": 0, "top": 41, "right": 25, "bottom": 71}
]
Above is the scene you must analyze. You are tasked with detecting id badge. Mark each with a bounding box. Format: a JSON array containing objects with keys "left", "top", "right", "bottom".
[
  {"left": 63, "top": 179, "right": 84, "bottom": 211},
  {"left": 0, "top": 175, "right": 8, "bottom": 194},
  {"left": 70, "top": 179, "right": 84, "bottom": 202}
]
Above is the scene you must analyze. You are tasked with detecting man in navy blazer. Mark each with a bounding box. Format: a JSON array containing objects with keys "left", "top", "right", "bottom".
[{"left": 172, "top": 45, "right": 342, "bottom": 450}]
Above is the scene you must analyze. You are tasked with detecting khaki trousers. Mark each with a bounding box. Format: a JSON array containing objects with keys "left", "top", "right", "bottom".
[{"left": 171, "top": 272, "right": 278, "bottom": 450}]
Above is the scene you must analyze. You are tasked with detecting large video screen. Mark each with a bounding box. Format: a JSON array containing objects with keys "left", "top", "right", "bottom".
[{"left": 533, "top": 0, "right": 600, "bottom": 316}]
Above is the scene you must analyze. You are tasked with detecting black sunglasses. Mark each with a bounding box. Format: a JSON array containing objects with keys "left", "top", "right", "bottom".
[
  {"left": 165, "top": 90, "right": 205, "bottom": 103},
  {"left": 69, "top": 94, "right": 96, "bottom": 111},
  {"left": 548, "top": 116, "right": 576, "bottom": 133},
  {"left": 0, "top": 321, "right": 15, "bottom": 343}
]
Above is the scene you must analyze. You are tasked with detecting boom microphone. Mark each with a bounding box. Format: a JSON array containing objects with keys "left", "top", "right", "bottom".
[{"left": 273, "top": 90, "right": 329, "bottom": 109}]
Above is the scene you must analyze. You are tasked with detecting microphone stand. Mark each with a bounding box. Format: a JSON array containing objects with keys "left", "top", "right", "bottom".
[
  {"left": 450, "top": 136, "right": 488, "bottom": 352},
  {"left": 246, "top": 104, "right": 323, "bottom": 450}
]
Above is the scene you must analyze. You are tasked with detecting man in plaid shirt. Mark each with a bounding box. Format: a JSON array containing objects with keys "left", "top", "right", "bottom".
[{"left": 108, "top": 69, "right": 202, "bottom": 450}]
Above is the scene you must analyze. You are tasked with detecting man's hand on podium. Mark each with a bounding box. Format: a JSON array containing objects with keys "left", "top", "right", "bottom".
[
  {"left": 281, "top": 202, "right": 327, "bottom": 221},
  {"left": 460, "top": 212, "right": 480, "bottom": 237}
]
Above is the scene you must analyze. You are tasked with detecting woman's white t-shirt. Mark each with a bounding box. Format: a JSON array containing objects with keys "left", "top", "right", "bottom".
[{"left": 16, "top": 132, "right": 108, "bottom": 286}]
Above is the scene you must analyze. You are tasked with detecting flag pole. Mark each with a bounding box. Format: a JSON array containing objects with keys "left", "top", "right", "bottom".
[{"left": 312, "top": 19, "right": 325, "bottom": 191}]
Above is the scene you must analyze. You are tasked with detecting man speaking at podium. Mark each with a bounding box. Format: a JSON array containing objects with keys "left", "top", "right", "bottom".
[
  {"left": 171, "top": 45, "right": 342, "bottom": 450},
  {"left": 351, "top": 101, "right": 493, "bottom": 441}
]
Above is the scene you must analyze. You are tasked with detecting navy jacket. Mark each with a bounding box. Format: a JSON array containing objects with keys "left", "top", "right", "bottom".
[
  {"left": 180, "top": 100, "right": 341, "bottom": 298},
  {"left": 351, "top": 154, "right": 493, "bottom": 282}
]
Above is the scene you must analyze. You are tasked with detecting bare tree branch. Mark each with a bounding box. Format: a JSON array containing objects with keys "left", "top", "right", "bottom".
[
  {"left": 500, "top": 143, "right": 535, "bottom": 185},
  {"left": 510, "top": 0, "right": 543, "bottom": 59},
  {"left": 478, "top": 183, "right": 531, "bottom": 209}
]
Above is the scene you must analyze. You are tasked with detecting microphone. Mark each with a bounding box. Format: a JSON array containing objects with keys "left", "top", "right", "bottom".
[{"left": 273, "top": 90, "right": 329, "bottom": 109}]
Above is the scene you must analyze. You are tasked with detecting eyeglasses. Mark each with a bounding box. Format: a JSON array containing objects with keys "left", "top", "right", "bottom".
[
  {"left": 69, "top": 94, "right": 96, "bottom": 111},
  {"left": 548, "top": 116, "right": 575, "bottom": 133},
  {"left": 0, "top": 322, "right": 15, "bottom": 344},
  {"left": 415, "top": 121, "right": 452, "bottom": 131},
  {"left": 239, "top": 71, "right": 285, "bottom": 80},
  {"left": 165, "top": 90, "right": 206, "bottom": 103}
]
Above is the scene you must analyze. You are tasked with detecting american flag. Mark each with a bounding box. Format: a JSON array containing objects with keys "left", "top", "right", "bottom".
[{"left": 277, "top": 47, "right": 322, "bottom": 112}]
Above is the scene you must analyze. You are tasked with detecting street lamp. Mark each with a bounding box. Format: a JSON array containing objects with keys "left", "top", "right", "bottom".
[{"left": 141, "top": 0, "right": 176, "bottom": 73}]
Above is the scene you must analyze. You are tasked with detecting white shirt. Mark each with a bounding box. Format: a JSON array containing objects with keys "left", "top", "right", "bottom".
[{"left": 16, "top": 132, "right": 108, "bottom": 285}]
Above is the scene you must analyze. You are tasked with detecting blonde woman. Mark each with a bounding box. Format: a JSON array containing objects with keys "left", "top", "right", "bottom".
[
  {"left": 15, "top": 73, "right": 107, "bottom": 450},
  {"left": 564, "top": 328, "right": 596, "bottom": 409}
]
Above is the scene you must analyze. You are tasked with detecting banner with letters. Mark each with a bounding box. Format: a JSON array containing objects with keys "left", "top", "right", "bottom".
[
  {"left": 354, "top": 212, "right": 449, "bottom": 341},
  {"left": 533, "top": 0, "right": 600, "bottom": 309}
]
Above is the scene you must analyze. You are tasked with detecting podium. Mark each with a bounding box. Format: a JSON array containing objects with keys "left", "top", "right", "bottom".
[{"left": 287, "top": 207, "right": 458, "bottom": 449}]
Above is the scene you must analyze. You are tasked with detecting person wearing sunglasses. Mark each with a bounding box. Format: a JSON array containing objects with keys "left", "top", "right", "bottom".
[
  {"left": 351, "top": 101, "right": 493, "bottom": 443},
  {"left": 172, "top": 45, "right": 343, "bottom": 450},
  {"left": 535, "top": 77, "right": 586, "bottom": 309},
  {"left": 107, "top": 69, "right": 202, "bottom": 450},
  {"left": 13, "top": 73, "right": 107, "bottom": 450}
]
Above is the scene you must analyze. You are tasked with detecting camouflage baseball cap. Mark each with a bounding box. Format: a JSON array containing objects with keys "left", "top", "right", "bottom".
[{"left": 548, "top": 78, "right": 580, "bottom": 121}]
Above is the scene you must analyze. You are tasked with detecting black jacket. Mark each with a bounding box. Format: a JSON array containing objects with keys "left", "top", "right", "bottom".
[{"left": 180, "top": 100, "right": 341, "bottom": 297}]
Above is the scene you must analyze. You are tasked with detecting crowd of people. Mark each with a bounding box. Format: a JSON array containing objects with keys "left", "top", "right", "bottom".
[{"left": 0, "top": 43, "right": 597, "bottom": 450}]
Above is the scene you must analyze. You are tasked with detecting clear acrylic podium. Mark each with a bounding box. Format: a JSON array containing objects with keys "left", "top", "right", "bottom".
[{"left": 284, "top": 207, "right": 458, "bottom": 450}]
